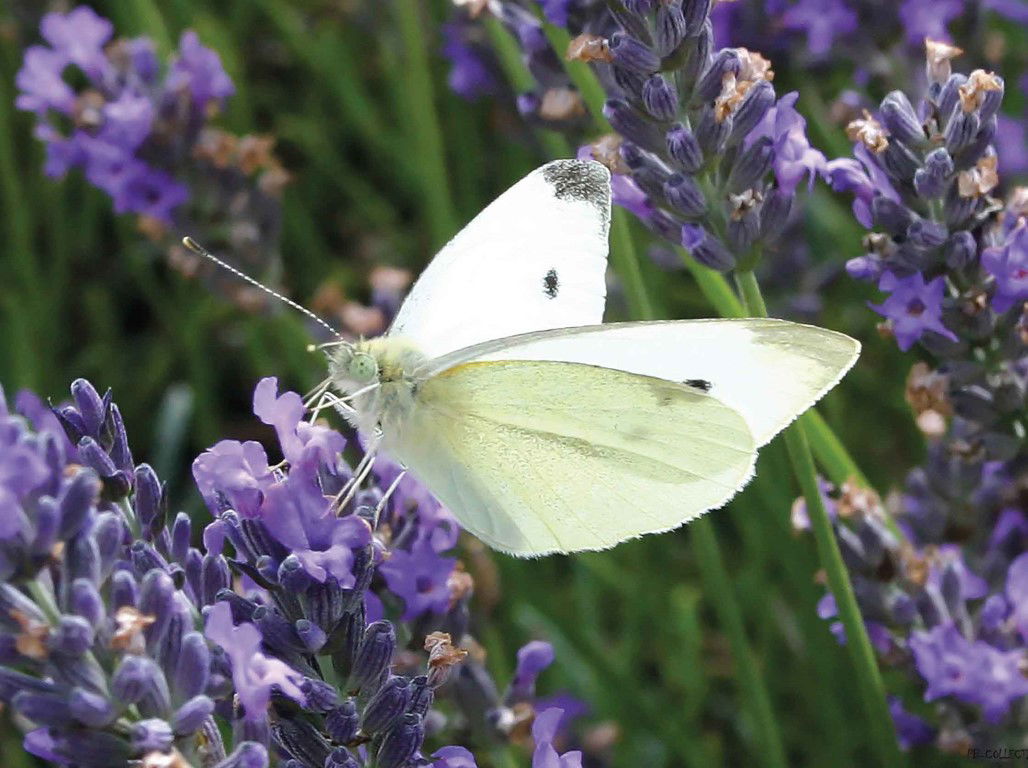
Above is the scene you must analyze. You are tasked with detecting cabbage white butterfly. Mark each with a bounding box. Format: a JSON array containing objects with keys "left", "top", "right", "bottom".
[{"left": 186, "top": 159, "right": 859, "bottom": 556}]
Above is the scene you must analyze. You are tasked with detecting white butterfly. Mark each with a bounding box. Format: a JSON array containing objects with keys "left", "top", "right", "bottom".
[
  {"left": 188, "top": 159, "right": 860, "bottom": 557},
  {"left": 316, "top": 159, "right": 860, "bottom": 556}
]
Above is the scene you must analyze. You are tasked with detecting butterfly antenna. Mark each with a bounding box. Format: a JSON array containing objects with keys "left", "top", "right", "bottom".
[{"left": 182, "top": 237, "right": 343, "bottom": 340}]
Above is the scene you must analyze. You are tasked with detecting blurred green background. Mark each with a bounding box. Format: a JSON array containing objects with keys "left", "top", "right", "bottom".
[{"left": 3, "top": 1, "right": 1022, "bottom": 766}]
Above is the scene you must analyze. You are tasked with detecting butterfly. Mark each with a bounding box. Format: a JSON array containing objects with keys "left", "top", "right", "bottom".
[{"left": 187, "top": 159, "right": 859, "bottom": 557}]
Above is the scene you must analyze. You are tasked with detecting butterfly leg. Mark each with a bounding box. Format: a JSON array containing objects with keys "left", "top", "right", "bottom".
[
  {"left": 331, "top": 439, "right": 380, "bottom": 514},
  {"left": 372, "top": 468, "right": 407, "bottom": 529}
]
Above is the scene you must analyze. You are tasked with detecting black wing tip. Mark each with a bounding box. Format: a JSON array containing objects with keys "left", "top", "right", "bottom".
[{"left": 541, "top": 160, "right": 612, "bottom": 212}]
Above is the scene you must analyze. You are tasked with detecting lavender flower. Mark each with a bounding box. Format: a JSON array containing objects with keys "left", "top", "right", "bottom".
[
  {"left": 15, "top": 7, "right": 290, "bottom": 311},
  {"left": 0, "top": 375, "right": 594, "bottom": 767}
]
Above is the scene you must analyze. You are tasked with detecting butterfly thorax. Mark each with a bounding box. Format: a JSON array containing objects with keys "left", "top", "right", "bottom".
[{"left": 327, "top": 336, "right": 431, "bottom": 446}]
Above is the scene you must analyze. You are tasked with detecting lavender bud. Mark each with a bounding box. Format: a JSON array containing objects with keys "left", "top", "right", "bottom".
[
  {"left": 253, "top": 605, "right": 304, "bottom": 654},
  {"left": 66, "top": 533, "right": 100, "bottom": 585},
  {"left": 696, "top": 105, "right": 730, "bottom": 156},
  {"left": 683, "top": 0, "right": 713, "bottom": 35},
  {"left": 728, "top": 208, "right": 760, "bottom": 252},
  {"left": 940, "top": 562, "right": 964, "bottom": 614},
  {"left": 913, "top": 148, "right": 953, "bottom": 198},
  {"left": 139, "top": 568, "right": 176, "bottom": 652},
  {"left": 880, "top": 141, "right": 920, "bottom": 183},
  {"left": 57, "top": 470, "right": 100, "bottom": 540},
  {"left": 185, "top": 548, "right": 203, "bottom": 601},
  {"left": 944, "top": 186, "right": 976, "bottom": 228},
  {"left": 70, "top": 379, "right": 106, "bottom": 436},
  {"left": 134, "top": 464, "right": 164, "bottom": 534},
  {"left": 612, "top": 65, "right": 647, "bottom": 101},
  {"left": 13, "top": 690, "right": 74, "bottom": 726},
  {"left": 937, "top": 73, "right": 966, "bottom": 124},
  {"left": 216, "top": 589, "right": 259, "bottom": 623},
  {"left": 871, "top": 195, "right": 914, "bottom": 236},
  {"left": 604, "top": 99, "right": 665, "bottom": 152},
  {"left": 953, "top": 118, "right": 996, "bottom": 171},
  {"left": 696, "top": 49, "right": 740, "bottom": 102},
  {"left": 376, "top": 713, "right": 424, "bottom": 768},
  {"left": 407, "top": 675, "right": 434, "bottom": 717},
  {"left": 362, "top": 676, "right": 410, "bottom": 734},
  {"left": 656, "top": 3, "right": 687, "bottom": 55},
  {"left": 649, "top": 207, "right": 684, "bottom": 241},
  {"left": 609, "top": 32, "right": 660, "bottom": 74},
  {"left": 131, "top": 540, "right": 169, "bottom": 578},
  {"left": 131, "top": 718, "right": 174, "bottom": 752},
  {"left": 107, "top": 403, "right": 133, "bottom": 474},
  {"left": 70, "top": 578, "right": 105, "bottom": 626},
  {"left": 202, "top": 554, "right": 231, "bottom": 607},
  {"left": 30, "top": 497, "right": 60, "bottom": 556},
  {"left": 300, "top": 677, "right": 339, "bottom": 712},
  {"left": 52, "top": 731, "right": 131, "bottom": 767},
  {"left": 515, "top": 92, "right": 539, "bottom": 119},
  {"left": 944, "top": 231, "right": 976, "bottom": 269},
  {"left": 94, "top": 512, "right": 125, "bottom": 578},
  {"left": 172, "top": 694, "right": 215, "bottom": 735},
  {"left": 666, "top": 123, "right": 703, "bottom": 172},
  {"left": 110, "top": 569, "right": 139, "bottom": 609},
  {"left": 979, "top": 77, "right": 1004, "bottom": 123},
  {"left": 213, "top": 742, "right": 269, "bottom": 768},
  {"left": 349, "top": 620, "right": 395, "bottom": 695},
  {"left": 326, "top": 747, "right": 359, "bottom": 768},
  {"left": 680, "top": 21, "right": 713, "bottom": 87},
  {"left": 835, "top": 525, "right": 867, "bottom": 571},
  {"left": 173, "top": 631, "right": 210, "bottom": 700},
  {"left": 112, "top": 654, "right": 171, "bottom": 715},
  {"left": 889, "top": 592, "right": 917, "bottom": 625},
  {"left": 624, "top": 0, "right": 656, "bottom": 14},
  {"left": 681, "top": 224, "right": 736, "bottom": 270},
  {"left": 325, "top": 700, "right": 359, "bottom": 744},
  {"left": 77, "top": 437, "right": 119, "bottom": 480},
  {"left": 642, "top": 75, "right": 678, "bottom": 121},
  {"left": 279, "top": 555, "right": 312, "bottom": 594},
  {"left": 296, "top": 619, "right": 327, "bottom": 653},
  {"left": 759, "top": 190, "right": 793, "bottom": 241},
  {"left": 54, "top": 404, "right": 87, "bottom": 443},
  {"left": 907, "top": 218, "right": 948, "bottom": 249},
  {"left": 49, "top": 615, "right": 94, "bottom": 656},
  {"left": 944, "top": 111, "right": 979, "bottom": 154},
  {"left": 621, "top": 142, "right": 670, "bottom": 198},
  {"left": 274, "top": 717, "right": 332, "bottom": 768},
  {"left": 69, "top": 687, "right": 117, "bottom": 727},
  {"left": 879, "top": 91, "right": 924, "bottom": 146},
  {"left": 663, "top": 173, "right": 707, "bottom": 216},
  {"left": 727, "top": 136, "right": 774, "bottom": 193},
  {"left": 171, "top": 512, "right": 192, "bottom": 563},
  {"left": 729, "top": 80, "right": 775, "bottom": 145}
]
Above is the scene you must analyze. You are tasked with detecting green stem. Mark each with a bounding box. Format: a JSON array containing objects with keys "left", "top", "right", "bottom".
[
  {"left": 394, "top": 1, "right": 460, "bottom": 248},
  {"left": 610, "top": 210, "right": 656, "bottom": 320},
  {"left": 737, "top": 271, "right": 903, "bottom": 768}
]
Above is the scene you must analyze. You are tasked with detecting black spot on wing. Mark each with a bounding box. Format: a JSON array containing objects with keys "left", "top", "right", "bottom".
[
  {"left": 543, "top": 269, "right": 559, "bottom": 299},
  {"left": 541, "top": 160, "right": 611, "bottom": 222},
  {"left": 684, "top": 379, "right": 712, "bottom": 392}
]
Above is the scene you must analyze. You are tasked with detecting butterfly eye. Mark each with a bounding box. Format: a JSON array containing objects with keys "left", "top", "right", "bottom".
[{"left": 348, "top": 352, "right": 378, "bottom": 382}]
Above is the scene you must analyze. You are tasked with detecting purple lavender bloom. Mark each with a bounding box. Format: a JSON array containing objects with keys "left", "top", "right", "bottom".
[
  {"left": 261, "top": 466, "right": 372, "bottom": 584},
  {"left": 898, "top": 0, "right": 964, "bottom": 45},
  {"left": 204, "top": 602, "right": 305, "bottom": 719},
  {"left": 824, "top": 145, "right": 901, "bottom": 230},
  {"left": 378, "top": 541, "right": 456, "bottom": 620},
  {"left": 746, "top": 92, "right": 825, "bottom": 194},
  {"left": 888, "top": 698, "right": 935, "bottom": 749},
  {"left": 981, "top": 216, "right": 1028, "bottom": 314},
  {"left": 1007, "top": 553, "right": 1028, "bottom": 643},
  {"left": 253, "top": 377, "right": 345, "bottom": 469},
  {"left": 432, "top": 746, "right": 479, "bottom": 768},
  {"left": 509, "top": 641, "right": 556, "bottom": 701},
  {"left": 780, "top": 0, "right": 858, "bottom": 57},
  {"left": 39, "top": 6, "right": 113, "bottom": 79},
  {"left": 193, "top": 438, "right": 273, "bottom": 518},
  {"left": 909, "top": 623, "right": 1028, "bottom": 723},
  {"left": 15, "top": 47, "right": 75, "bottom": 115},
  {"left": 441, "top": 23, "right": 498, "bottom": 101},
  {"left": 111, "top": 166, "right": 190, "bottom": 224},
  {"left": 531, "top": 708, "right": 583, "bottom": 768},
  {"left": 100, "top": 91, "right": 155, "bottom": 152},
  {"left": 168, "top": 30, "right": 236, "bottom": 110},
  {"left": 870, "top": 271, "right": 958, "bottom": 351}
]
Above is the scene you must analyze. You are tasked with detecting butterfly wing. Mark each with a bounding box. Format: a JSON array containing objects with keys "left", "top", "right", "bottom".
[
  {"left": 387, "top": 160, "right": 611, "bottom": 359},
  {"left": 390, "top": 360, "right": 756, "bottom": 556},
  {"left": 425, "top": 319, "right": 859, "bottom": 448}
]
